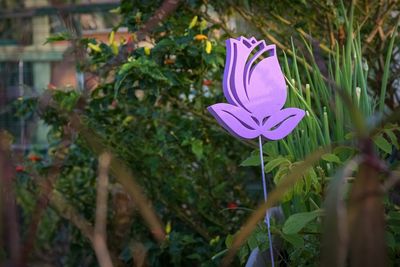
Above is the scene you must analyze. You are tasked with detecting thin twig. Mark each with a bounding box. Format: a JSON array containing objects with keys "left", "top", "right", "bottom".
[
  {"left": 30, "top": 169, "right": 123, "bottom": 266},
  {"left": 270, "top": 13, "right": 333, "bottom": 54},
  {"left": 136, "top": 0, "right": 181, "bottom": 41},
  {"left": 93, "top": 152, "right": 113, "bottom": 267},
  {"left": 365, "top": 1, "right": 397, "bottom": 44},
  {"left": 233, "top": 6, "right": 313, "bottom": 71},
  {"left": 70, "top": 114, "right": 166, "bottom": 242},
  {"left": 50, "top": 190, "right": 95, "bottom": 242}
]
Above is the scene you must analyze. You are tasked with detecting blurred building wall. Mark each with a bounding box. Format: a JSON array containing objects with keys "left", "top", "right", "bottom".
[{"left": 0, "top": 0, "right": 122, "bottom": 148}]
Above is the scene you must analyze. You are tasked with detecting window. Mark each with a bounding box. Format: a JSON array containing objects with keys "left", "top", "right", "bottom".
[
  {"left": 0, "top": 17, "right": 33, "bottom": 46},
  {"left": 0, "top": 61, "right": 34, "bottom": 144},
  {"left": 0, "top": 0, "right": 33, "bottom": 46}
]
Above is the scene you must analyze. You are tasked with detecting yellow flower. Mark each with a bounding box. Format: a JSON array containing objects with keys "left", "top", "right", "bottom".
[
  {"left": 144, "top": 46, "right": 151, "bottom": 56},
  {"left": 189, "top": 16, "right": 198, "bottom": 29},
  {"left": 199, "top": 19, "right": 207, "bottom": 31},
  {"left": 108, "top": 31, "right": 119, "bottom": 55},
  {"left": 108, "top": 31, "right": 115, "bottom": 45},
  {"left": 122, "top": 115, "right": 134, "bottom": 126},
  {"left": 205, "top": 40, "right": 212, "bottom": 54},
  {"left": 88, "top": 43, "right": 101, "bottom": 53},
  {"left": 194, "top": 34, "right": 208, "bottom": 41},
  {"left": 165, "top": 221, "right": 172, "bottom": 234},
  {"left": 111, "top": 43, "right": 119, "bottom": 55}
]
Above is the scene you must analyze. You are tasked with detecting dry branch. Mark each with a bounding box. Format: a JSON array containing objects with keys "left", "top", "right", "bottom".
[
  {"left": 93, "top": 152, "right": 114, "bottom": 267},
  {"left": 70, "top": 114, "right": 166, "bottom": 243}
]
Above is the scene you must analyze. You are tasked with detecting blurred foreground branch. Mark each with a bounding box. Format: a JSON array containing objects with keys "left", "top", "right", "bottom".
[{"left": 93, "top": 152, "right": 113, "bottom": 267}]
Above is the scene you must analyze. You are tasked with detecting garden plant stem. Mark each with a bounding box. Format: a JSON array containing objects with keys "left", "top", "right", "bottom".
[{"left": 258, "top": 136, "right": 275, "bottom": 267}]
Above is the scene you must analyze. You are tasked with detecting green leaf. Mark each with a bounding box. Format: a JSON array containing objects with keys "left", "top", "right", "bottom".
[
  {"left": 379, "top": 19, "right": 399, "bottom": 112},
  {"left": 223, "top": 147, "right": 329, "bottom": 263},
  {"left": 225, "top": 234, "right": 234, "bottom": 248},
  {"left": 191, "top": 139, "right": 203, "bottom": 160},
  {"left": 273, "top": 165, "right": 291, "bottom": 201},
  {"left": 187, "top": 253, "right": 202, "bottom": 260},
  {"left": 117, "top": 58, "right": 169, "bottom": 83},
  {"left": 247, "top": 233, "right": 258, "bottom": 250},
  {"left": 122, "top": 115, "right": 134, "bottom": 126},
  {"left": 344, "top": 132, "right": 355, "bottom": 140},
  {"left": 263, "top": 142, "right": 279, "bottom": 157},
  {"left": 240, "top": 155, "right": 261, "bottom": 166},
  {"left": 238, "top": 245, "right": 249, "bottom": 265},
  {"left": 281, "top": 233, "right": 304, "bottom": 248},
  {"left": 386, "top": 231, "right": 396, "bottom": 250},
  {"left": 265, "top": 156, "right": 290, "bottom": 173},
  {"left": 384, "top": 129, "right": 399, "bottom": 149},
  {"left": 211, "top": 249, "right": 228, "bottom": 261},
  {"left": 373, "top": 135, "right": 392, "bottom": 154},
  {"left": 212, "top": 181, "right": 227, "bottom": 196},
  {"left": 283, "top": 209, "right": 323, "bottom": 234},
  {"left": 333, "top": 146, "right": 356, "bottom": 161},
  {"left": 44, "top": 32, "right": 71, "bottom": 44},
  {"left": 304, "top": 168, "right": 319, "bottom": 193},
  {"left": 57, "top": 91, "right": 80, "bottom": 111},
  {"left": 321, "top": 153, "right": 341, "bottom": 163},
  {"left": 255, "top": 228, "right": 268, "bottom": 250},
  {"left": 388, "top": 211, "right": 400, "bottom": 221}
]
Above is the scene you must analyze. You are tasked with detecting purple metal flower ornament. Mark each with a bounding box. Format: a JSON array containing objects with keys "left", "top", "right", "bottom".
[
  {"left": 207, "top": 37, "right": 305, "bottom": 140},
  {"left": 208, "top": 37, "right": 305, "bottom": 266}
]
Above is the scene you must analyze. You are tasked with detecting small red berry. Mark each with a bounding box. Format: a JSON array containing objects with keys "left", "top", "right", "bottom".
[
  {"left": 227, "top": 202, "right": 238, "bottom": 210},
  {"left": 126, "top": 44, "right": 134, "bottom": 53},
  {"left": 126, "top": 36, "right": 134, "bottom": 53},
  {"left": 203, "top": 80, "right": 212, "bottom": 86},
  {"left": 164, "top": 58, "right": 175, "bottom": 65},
  {"left": 15, "top": 165, "right": 25, "bottom": 172},
  {"left": 28, "top": 154, "right": 41, "bottom": 162}
]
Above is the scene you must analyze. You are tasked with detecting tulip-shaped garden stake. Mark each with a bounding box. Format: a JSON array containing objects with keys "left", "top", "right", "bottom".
[{"left": 208, "top": 37, "right": 305, "bottom": 266}]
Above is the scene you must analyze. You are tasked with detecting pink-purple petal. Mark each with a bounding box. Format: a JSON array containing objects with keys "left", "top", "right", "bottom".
[
  {"left": 246, "top": 55, "right": 287, "bottom": 120},
  {"left": 261, "top": 108, "right": 305, "bottom": 140},
  {"left": 209, "top": 36, "right": 305, "bottom": 141},
  {"left": 223, "top": 39, "right": 251, "bottom": 109},
  {"left": 208, "top": 103, "right": 260, "bottom": 139}
]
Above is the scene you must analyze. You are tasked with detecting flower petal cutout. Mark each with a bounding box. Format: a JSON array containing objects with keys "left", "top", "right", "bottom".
[
  {"left": 246, "top": 56, "right": 287, "bottom": 119},
  {"left": 208, "top": 103, "right": 260, "bottom": 139},
  {"left": 261, "top": 108, "right": 305, "bottom": 140}
]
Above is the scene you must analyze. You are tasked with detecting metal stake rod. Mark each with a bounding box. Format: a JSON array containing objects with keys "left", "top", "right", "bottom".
[
  {"left": 18, "top": 60, "right": 25, "bottom": 150},
  {"left": 258, "top": 136, "right": 275, "bottom": 266}
]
